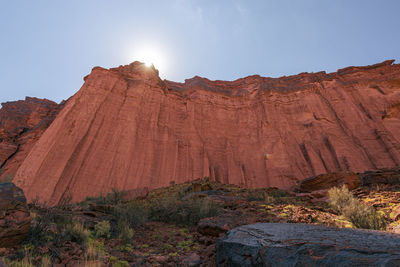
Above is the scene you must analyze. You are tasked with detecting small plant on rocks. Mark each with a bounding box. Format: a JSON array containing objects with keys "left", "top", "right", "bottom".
[
  {"left": 94, "top": 221, "right": 111, "bottom": 239},
  {"left": 328, "top": 185, "right": 386, "bottom": 230}
]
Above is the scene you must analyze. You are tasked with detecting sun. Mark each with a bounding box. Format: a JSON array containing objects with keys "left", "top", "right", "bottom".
[{"left": 132, "top": 45, "right": 166, "bottom": 73}]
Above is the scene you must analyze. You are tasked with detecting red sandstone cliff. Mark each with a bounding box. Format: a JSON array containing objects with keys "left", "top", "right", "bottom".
[
  {"left": 0, "top": 97, "right": 60, "bottom": 180},
  {"left": 12, "top": 60, "right": 400, "bottom": 205}
]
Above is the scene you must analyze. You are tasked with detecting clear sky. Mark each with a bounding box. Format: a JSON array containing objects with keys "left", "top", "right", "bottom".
[{"left": 1, "top": 0, "right": 399, "bottom": 104}]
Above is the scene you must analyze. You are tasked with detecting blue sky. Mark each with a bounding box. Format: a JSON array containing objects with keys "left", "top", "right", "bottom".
[{"left": 1, "top": 0, "right": 399, "bottom": 104}]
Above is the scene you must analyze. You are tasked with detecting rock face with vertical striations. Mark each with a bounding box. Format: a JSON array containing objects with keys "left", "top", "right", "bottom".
[{"left": 12, "top": 60, "right": 400, "bottom": 205}]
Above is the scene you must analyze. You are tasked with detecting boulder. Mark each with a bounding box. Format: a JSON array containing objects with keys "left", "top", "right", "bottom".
[
  {"left": 0, "top": 183, "right": 30, "bottom": 247},
  {"left": 216, "top": 223, "right": 400, "bottom": 266}
]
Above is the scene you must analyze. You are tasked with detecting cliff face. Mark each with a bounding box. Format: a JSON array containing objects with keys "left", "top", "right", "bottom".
[
  {"left": 0, "top": 97, "right": 60, "bottom": 180},
  {"left": 13, "top": 60, "right": 400, "bottom": 205}
]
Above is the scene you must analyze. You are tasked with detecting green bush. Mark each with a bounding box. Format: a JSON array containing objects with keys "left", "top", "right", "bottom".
[
  {"left": 246, "top": 190, "right": 267, "bottom": 201},
  {"left": 94, "top": 221, "right": 111, "bottom": 239},
  {"left": 65, "top": 221, "right": 90, "bottom": 246},
  {"left": 328, "top": 185, "right": 386, "bottom": 230},
  {"left": 116, "top": 220, "right": 134, "bottom": 244},
  {"left": 28, "top": 210, "right": 74, "bottom": 247},
  {"left": 84, "top": 188, "right": 127, "bottom": 206},
  {"left": 150, "top": 196, "right": 221, "bottom": 226},
  {"left": 84, "top": 239, "right": 105, "bottom": 262},
  {"left": 112, "top": 201, "right": 150, "bottom": 227}
]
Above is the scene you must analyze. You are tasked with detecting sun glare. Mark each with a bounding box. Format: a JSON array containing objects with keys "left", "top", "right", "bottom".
[{"left": 132, "top": 45, "right": 166, "bottom": 74}]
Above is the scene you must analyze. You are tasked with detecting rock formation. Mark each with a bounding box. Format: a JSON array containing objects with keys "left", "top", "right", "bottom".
[
  {"left": 0, "top": 97, "right": 60, "bottom": 180},
  {"left": 0, "top": 183, "right": 30, "bottom": 247},
  {"left": 216, "top": 223, "right": 400, "bottom": 266},
  {"left": 11, "top": 60, "right": 400, "bottom": 205}
]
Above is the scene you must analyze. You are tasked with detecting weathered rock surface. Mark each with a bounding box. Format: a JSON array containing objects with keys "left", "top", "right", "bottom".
[
  {"left": 13, "top": 60, "right": 400, "bottom": 205},
  {"left": 360, "top": 166, "right": 400, "bottom": 186},
  {"left": 0, "top": 97, "right": 60, "bottom": 180},
  {"left": 0, "top": 183, "right": 30, "bottom": 247},
  {"left": 216, "top": 223, "right": 400, "bottom": 266},
  {"left": 298, "top": 172, "right": 361, "bottom": 192}
]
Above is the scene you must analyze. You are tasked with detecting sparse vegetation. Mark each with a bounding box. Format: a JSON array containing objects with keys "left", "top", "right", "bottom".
[
  {"left": 40, "top": 255, "right": 51, "bottom": 267},
  {"left": 328, "top": 185, "right": 386, "bottom": 230},
  {"left": 112, "top": 201, "right": 150, "bottom": 227},
  {"left": 65, "top": 221, "right": 90, "bottom": 246},
  {"left": 94, "top": 221, "right": 111, "bottom": 239},
  {"left": 116, "top": 220, "right": 135, "bottom": 244},
  {"left": 246, "top": 188, "right": 289, "bottom": 203},
  {"left": 4, "top": 179, "right": 399, "bottom": 266},
  {"left": 150, "top": 196, "right": 222, "bottom": 226}
]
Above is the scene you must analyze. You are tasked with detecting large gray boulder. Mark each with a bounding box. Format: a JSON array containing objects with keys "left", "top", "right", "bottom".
[{"left": 216, "top": 223, "right": 400, "bottom": 267}]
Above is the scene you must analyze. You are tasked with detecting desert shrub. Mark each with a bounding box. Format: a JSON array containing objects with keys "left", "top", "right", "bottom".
[
  {"left": 112, "top": 201, "right": 150, "bottom": 227},
  {"left": 94, "top": 221, "right": 111, "bottom": 239},
  {"left": 116, "top": 220, "right": 134, "bottom": 244},
  {"left": 328, "top": 185, "right": 386, "bottom": 230},
  {"left": 84, "top": 189, "right": 127, "bottom": 206},
  {"left": 246, "top": 189, "right": 286, "bottom": 203},
  {"left": 150, "top": 196, "right": 221, "bottom": 226},
  {"left": 345, "top": 200, "right": 386, "bottom": 230},
  {"left": 246, "top": 190, "right": 267, "bottom": 201},
  {"left": 328, "top": 185, "right": 354, "bottom": 213},
  {"left": 28, "top": 210, "right": 74, "bottom": 247},
  {"left": 268, "top": 188, "right": 290, "bottom": 198},
  {"left": 84, "top": 239, "right": 105, "bottom": 262},
  {"left": 30, "top": 212, "right": 88, "bottom": 246},
  {"left": 6, "top": 258, "right": 34, "bottom": 267},
  {"left": 40, "top": 255, "right": 52, "bottom": 267},
  {"left": 114, "top": 261, "right": 129, "bottom": 267},
  {"left": 65, "top": 221, "right": 90, "bottom": 246},
  {"left": 107, "top": 188, "right": 127, "bottom": 205}
]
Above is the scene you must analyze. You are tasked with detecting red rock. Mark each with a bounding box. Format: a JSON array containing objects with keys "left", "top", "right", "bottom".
[
  {"left": 298, "top": 172, "right": 361, "bottom": 192},
  {"left": 0, "top": 183, "right": 30, "bottom": 247},
  {"left": 360, "top": 166, "right": 400, "bottom": 185},
  {"left": 0, "top": 97, "right": 61, "bottom": 180},
  {"left": 11, "top": 60, "right": 400, "bottom": 205}
]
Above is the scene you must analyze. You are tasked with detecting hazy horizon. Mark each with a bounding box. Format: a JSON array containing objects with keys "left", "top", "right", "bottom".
[{"left": 1, "top": 0, "right": 400, "bottom": 104}]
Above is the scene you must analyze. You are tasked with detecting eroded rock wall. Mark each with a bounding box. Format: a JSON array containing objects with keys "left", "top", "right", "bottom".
[
  {"left": 13, "top": 60, "right": 400, "bottom": 205},
  {"left": 0, "top": 97, "right": 60, "bottom": 180}
]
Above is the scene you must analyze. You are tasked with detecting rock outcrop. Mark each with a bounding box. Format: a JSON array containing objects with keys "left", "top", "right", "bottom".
[
  {"left": 360, "top": 166, "right": 400, "bottom": 186},
  {"left": 12, "top": 60, "right": 400, "bottom": 205},
  {"left": 298, "top": 172, "right": 361, "bottom": 192},
  {"left": 0, "top": 183, "right": 30, "bottom": 247},
  {"left": 0, "top": 97, "right": 60, "bottom": 180},
  {"left": 216, "top": 223, "right": 400, "bottom": 266}
]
